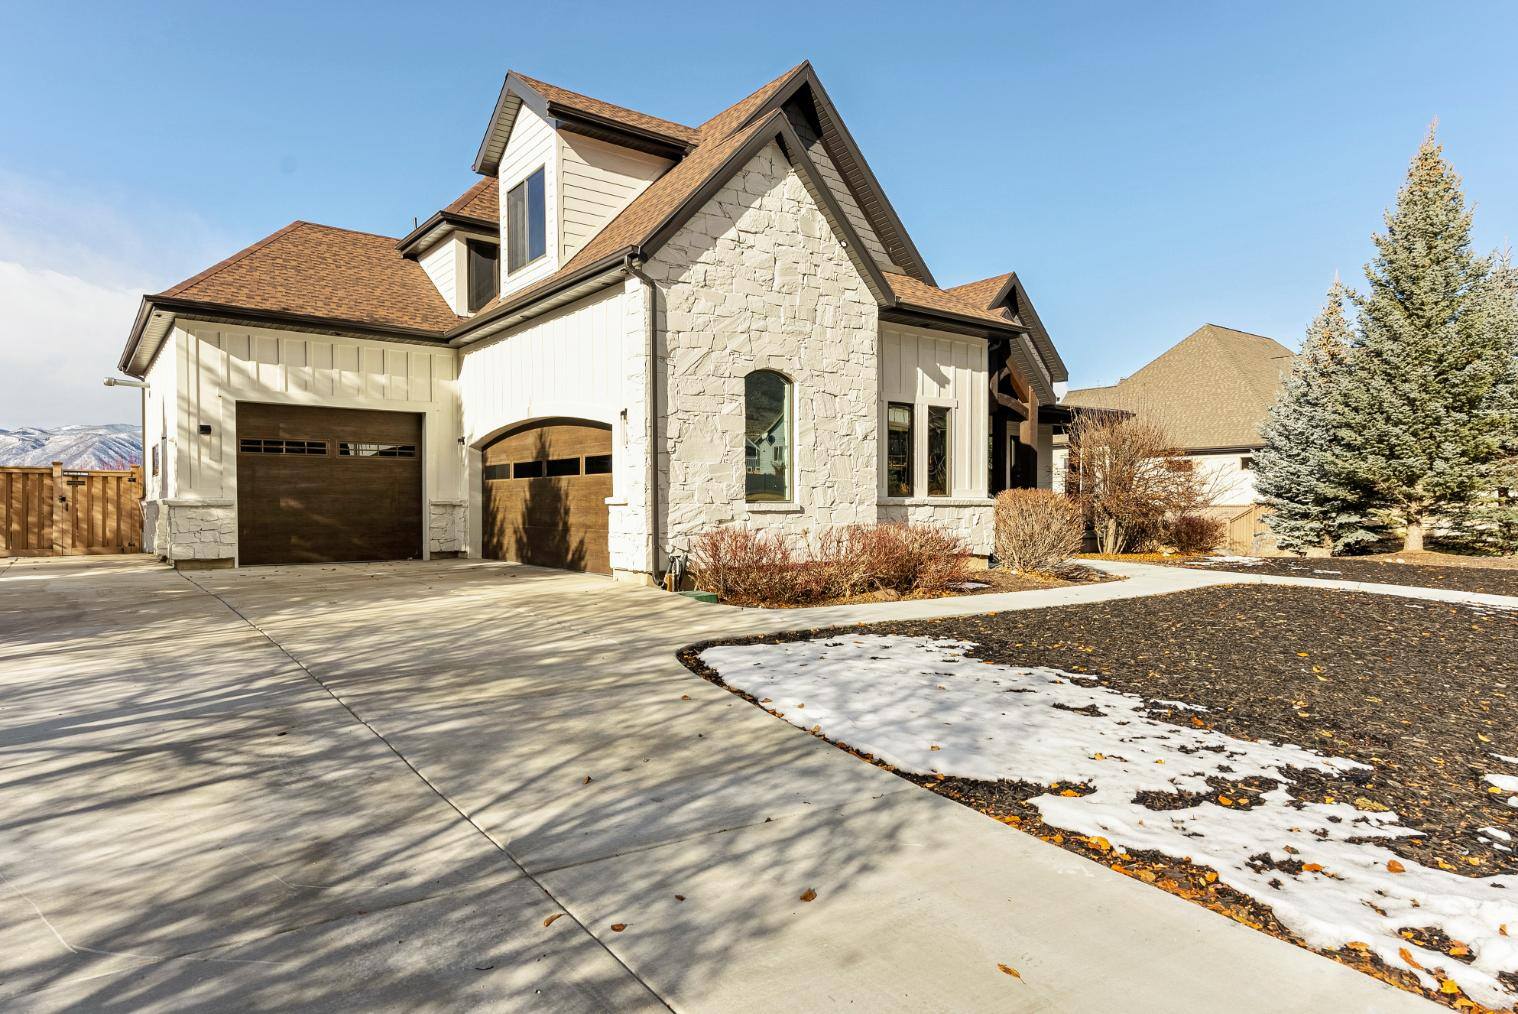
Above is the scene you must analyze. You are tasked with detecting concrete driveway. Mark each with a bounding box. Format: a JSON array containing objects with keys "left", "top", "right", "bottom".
[{"left": 0, "top": 556, "right": 1433, "bottom": 1012}]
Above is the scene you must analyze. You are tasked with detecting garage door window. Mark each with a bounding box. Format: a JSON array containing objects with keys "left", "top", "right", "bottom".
[
  {"left": 240, "top": 438, "right": 327, "bottom": 455},
  {"left": 338, "top": 441, "right": 417, "bottom": 458}
]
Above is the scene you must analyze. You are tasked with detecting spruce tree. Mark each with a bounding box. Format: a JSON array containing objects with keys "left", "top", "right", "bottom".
[
  {"left": 1337, "top": 126, "right": 1518, "bottom": 551},
  {"left": 1255, "top": 283, "right": 1374, "bottom": 552}
]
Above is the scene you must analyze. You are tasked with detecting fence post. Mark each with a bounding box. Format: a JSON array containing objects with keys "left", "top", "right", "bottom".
[{"left": 50, "top": 461, "right": 67, "bottom": 555}]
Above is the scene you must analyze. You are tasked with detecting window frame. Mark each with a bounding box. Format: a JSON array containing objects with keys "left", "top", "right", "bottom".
[
  {"left": 505, "top": 166, "right": 547, "bottom": 275},
  {"left": 926, "top": 404, "right": 951, "bottom": 497},
  {"left": 744, "top": 369, "right": 794, "bottom": 504},
  {"left": 465, "top": 238, "right": 500, "bottom": 313},
  {"left": 885, "top": 401, "right": 915, "bottom": 498}
]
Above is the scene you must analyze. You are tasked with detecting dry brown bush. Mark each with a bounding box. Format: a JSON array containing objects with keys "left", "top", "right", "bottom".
[
  {"left": 1166, "top": 513, "right": 1227, "bottom": 553},
  {"left": 689, "top": 522, "right": 970, "bottom": 606},
  {"left": 994, "top": 489, "right": 1084, "bottom": 572}
]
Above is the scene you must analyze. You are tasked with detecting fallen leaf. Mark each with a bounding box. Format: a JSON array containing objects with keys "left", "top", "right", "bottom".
[
  {"left": 1386, "top": 859, "right": 1406, "bottom": 873},
  {"left": 1302, "top": 863, "right": 1324, "bottom": 873},
  {"left": 929, "top": 745, "right": 941, "bottom": 752},
  {"left": 1086, "top": 836, "right": 1111, "bottom": 852},
  {"left": 1449, "top": 943, "right": 1470, "bottom": 957},
  {"left": 543, "top": 913, "right": 564, "bottom": 927},
  {"left": 996, "top": 963, "right": 1022, "bottom": 980},
  {"left": 674, "top": 895, "right": 686, "bottom": 902},
  {"left": 582, "top": 775, "right": 592, "bottom": 785},
  {"left": 799, "top": 888, "right": 817, "bottom": 902},
  {"left": 1218, "top": 795, "right": 1233, "bottom": 806},
  {"left": 1440, "top": 980, "right": 1461, "bottom": 996},
  {"left": 1399, "top": 947, "right": 1423, "bottom": 971},
  {"left": 1352, "top": 797, "right": 1390, "bottom": 813},
  {"left": 680, "top": 694, "right": 690, "bottom": 700},
  {"left": 1346, "top": 941, "right": 1370, "bottom": 952},
  {"left": 610, "top": 923, "right": 627, "bottom": 932}
]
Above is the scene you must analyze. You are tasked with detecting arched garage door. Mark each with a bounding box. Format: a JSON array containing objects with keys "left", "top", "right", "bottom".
[{"left": 482, "top": 420, "right": 612, "bottom": 575}]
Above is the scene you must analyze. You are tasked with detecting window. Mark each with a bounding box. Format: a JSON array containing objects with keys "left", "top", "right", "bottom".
[
  {"left": 338, "top": 442, "right": 416, "bottom": 458},
  {"left": 886, "top": 403, "right": 913, "bottom": 496},
  {"left": 239, "top": 438, "right": 326, "bottom": 455},
  {"left": 545, "top": 457, "right": 581, "bottom": 477},
  {"left": 927, "top": 406, "right": 950, "bottom": 496},
  {"left": 506, "top": 167, "right": 546, "bottom": 274},
  {"left": 745, "top": 370, "right": 792, "bottom": 502},
  {"left": 513, "top": 460, "right": 545, "bottom": 479},
  {"left": 466, "top": 240, "right": 500, "bottom": 312},
  {"left": 584, "top": 453, "right": 613, "bottom": 475},
  {"left": 1240, "top": 455, "right": 1256, "bottom": 471},
  {"left": 484, "top": 463, "right": 510, "bottom": 481}
]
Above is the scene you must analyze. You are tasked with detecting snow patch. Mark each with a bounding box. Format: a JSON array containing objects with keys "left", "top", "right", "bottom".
[
  {"left": 1192, "top": 555, "right": 1264, "bottom": 566},
  {"left": 701, "top": 635, "right": 1518, "bottom": 1008}
]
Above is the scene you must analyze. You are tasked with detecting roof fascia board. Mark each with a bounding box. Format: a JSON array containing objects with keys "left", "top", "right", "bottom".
[
  {"left": 153, "top": 297, "right": 448, "bottom": 343},
  {"left": 447, "top": 249, "right": 633, "bottom": 345},
  {"left": 396, "top": 211, "right": 499, "bottom": 257},
  {"left": 1006, "top": 273, "right": 1068, "bottom": 382},
  {"left": 472, "top": 73, "right": 551, "bottom": 175},
  {"left": 548, "top": 105, "right": 693, "bottom": 160},
  {"left": 733, "top": 64, "right": 936, "bottom": 286}
]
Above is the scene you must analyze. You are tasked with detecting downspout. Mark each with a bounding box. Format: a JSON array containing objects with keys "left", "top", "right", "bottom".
[{"left": 622, "top": 253, "right": 661, "bottom": 583}]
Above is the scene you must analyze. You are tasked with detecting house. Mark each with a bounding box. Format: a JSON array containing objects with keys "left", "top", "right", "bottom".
[
  {"left": 1053, "top": 324, "right": 1293, "bottom": 507},
  {"left": 119, "top": 62, "right": 1068, "bottom": 581}
]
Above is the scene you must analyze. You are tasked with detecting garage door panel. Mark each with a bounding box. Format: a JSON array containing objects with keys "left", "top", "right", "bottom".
[
  {"left": 236, "top": 403, "right": 422, "bottom": 566},
  {"left": 483, "top": 421, "right": 612, "bottom": 575}
]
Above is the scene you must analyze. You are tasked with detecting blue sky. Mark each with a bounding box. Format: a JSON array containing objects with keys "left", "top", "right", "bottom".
[{"left": 2, "top": 0, "right": 1515, "bottom": 426}]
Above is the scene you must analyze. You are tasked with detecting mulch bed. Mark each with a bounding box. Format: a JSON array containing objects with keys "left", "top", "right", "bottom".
[
  {"left": 680, "top": 585, "right": 1518, "bottom": 1011},
  {"left": 1183, "top": 556, "right": 1518, "bottom": 597}
]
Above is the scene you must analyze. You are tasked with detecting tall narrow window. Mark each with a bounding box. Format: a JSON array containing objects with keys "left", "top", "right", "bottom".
[
  {"left": 506, "top": 167, "right": 546, "bottom": 273},
  {"left": 466, "top": 240, "right": 499, "bottom": 312},
  {"left": 745, "top": 370, "right": 792, "bottom": 502},
  {"left": 886, "top": 402, "right": 914, "bottom": 497},
  {"left": 927, "top": 406, "right": 950, "bottom": 496}
]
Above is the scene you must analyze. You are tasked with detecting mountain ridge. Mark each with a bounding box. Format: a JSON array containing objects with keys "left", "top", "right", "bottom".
[{"left": 0, "top": 424, "right": 142, "bottom": 470}]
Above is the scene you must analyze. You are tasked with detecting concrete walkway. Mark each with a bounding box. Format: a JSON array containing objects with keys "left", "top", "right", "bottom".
[{"left": 0, "top": 556, "right": 1436, "bottom": 1012}]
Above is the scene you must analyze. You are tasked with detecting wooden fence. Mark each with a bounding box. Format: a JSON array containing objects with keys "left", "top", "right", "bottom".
[
  {"left": 1, "top": 463, "right": 143, "bottom": 558},
  {"left": 1223, "top": 503, "right": 1275, "bottom": 556}
]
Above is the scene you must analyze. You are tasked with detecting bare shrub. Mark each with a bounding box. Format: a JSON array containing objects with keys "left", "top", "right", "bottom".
[
  {"left": 994, "top": 489, "right": 1084, "bottom": 571},
  {"left": 1065, "top": 415, "right": 1219, "bottom": 553},
  {"left": 1166, "top": 513, "right": 1227, "bottom": 554},
  {"left": 689, "top": 522, "right": 970, "bottom": 605}
]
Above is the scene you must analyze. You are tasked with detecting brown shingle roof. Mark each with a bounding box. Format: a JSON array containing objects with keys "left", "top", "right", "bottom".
[
  {"left": 884, "top": 271, "right": 1018, "bottom": 327},
  {"left": 1062, "top": 324, "right": 1294, "bottom": 449},
  {"left": 515, "top": 73, "right": 699, "bottom": 145},
  {"left": 947, "top": 273, "right": 1013, "bottom": 311},
  {"left": 158, "top": 221, "right": 461, "bottom": 333},
  {"left": 445, "top": 178, "right": 498, "bottom": 221}
]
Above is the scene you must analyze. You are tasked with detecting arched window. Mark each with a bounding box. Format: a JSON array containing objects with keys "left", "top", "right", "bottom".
[{"left": 744, "top": 370, "right": 792, "bottom": 502}]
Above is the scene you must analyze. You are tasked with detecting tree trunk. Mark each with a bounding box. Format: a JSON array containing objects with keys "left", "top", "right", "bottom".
[{"left": 1404, "top": 516, "right": 1424, "bottom": 552}]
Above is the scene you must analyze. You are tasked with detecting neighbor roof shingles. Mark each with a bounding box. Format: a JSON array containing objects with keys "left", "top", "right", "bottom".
[
  {"left": 1062, "top": 324, "right": 1295, "bottom": 449},
  {"left": 158, "top": 221, "right": 462, "bottom": 334}
]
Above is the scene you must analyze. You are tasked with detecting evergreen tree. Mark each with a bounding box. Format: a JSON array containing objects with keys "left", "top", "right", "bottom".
[
  {"left": 1255, "top": 283, "right": 1375, "bottom": 552},
  {"left": 1337, "top": 126, "right": 1518, "bottom": 551}
]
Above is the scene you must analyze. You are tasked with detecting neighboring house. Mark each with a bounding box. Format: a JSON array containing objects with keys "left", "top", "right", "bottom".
[
  {"left": 1053, "top": 324, "right": 1293, "bottom": 507},
  {"left": 119, "top": 62, "right": 1068, "bottom": 581}
]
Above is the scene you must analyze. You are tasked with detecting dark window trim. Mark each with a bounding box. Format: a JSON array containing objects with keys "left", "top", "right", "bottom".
[
  {"left": 506, "top": 166, "right": 547, "bottom": 276},
  {"left": 239, "top": 437, "right": 327, "bottom": 455},
  {"left": 744, "top": 369, "right": 793, "bottom": 504},
  {"left": 466, "top": 239, "right": 501, "bottom": 313},
  {"left": 886, "top": 402, "right": 914, "bottom": 497},
  {"left": 926, "top": 405, "right": 950, "bottom": 497},
  {"left": 338, "top": 441, "right": 418, "bottom": 459}
]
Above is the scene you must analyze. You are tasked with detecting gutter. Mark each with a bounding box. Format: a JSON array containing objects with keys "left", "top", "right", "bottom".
[
  {"left": 622, "top": 253, "right": 662, "bottom": 583},
  {"left": 446, "top": 249, "right": 634, "bottom": 347}
]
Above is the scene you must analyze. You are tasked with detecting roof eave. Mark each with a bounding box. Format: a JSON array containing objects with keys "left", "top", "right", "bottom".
[
  {"left": 447, "top": 249, "right": 635, "bottom": 346},
  {"left": 396, "top": 211, "right": 498, "bottom": 257}
]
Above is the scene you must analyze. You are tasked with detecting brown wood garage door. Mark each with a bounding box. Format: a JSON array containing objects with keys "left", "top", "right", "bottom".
[
  {"left": 483, "top": 420, "right": 612, "bottom": 575},
  {"left": 236, "top": 403, "right": 423, "bottom": 565}
]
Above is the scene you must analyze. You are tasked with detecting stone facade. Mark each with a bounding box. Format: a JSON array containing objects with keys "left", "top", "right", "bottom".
[
  {"left": 645, "top": 141, "right": 879, "bottom": 559},
  {"left": 428, "top": 501, "right": 467, "bottom": 555},
  {"left": 877, "top": 501, "right": 995, "bottom": 556},
  {"left": 160, "top": 501, "right": 236, "bottom": 563}
]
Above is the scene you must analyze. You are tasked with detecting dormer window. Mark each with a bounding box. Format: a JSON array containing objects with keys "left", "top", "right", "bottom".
[
  {"left": 466, "top": 239, "right": 500, "bottom": 313},
  {"left": 506, "top": 166, "right": 546, "bottom": 274}
]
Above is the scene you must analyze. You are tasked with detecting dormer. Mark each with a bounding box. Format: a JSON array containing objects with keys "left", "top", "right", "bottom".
[
  {"left": 473, "top": 72, "right": 692, "bottom": 299},
  {"left": 398, "top": 179, "right": 500, "bottom": 316}
]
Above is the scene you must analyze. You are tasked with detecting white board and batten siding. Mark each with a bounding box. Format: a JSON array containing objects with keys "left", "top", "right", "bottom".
[
  {"left": 558, "top": 133, "right": 670, "bottom": 262},
  {"left": 457, "top": 286, "right": 628, "bottom": 445},
  {"left": 165, "top": 321, "right": 464, "bottom": 506},
  {"left": 877, "top": 322, "right": 994, "bottom": 554},
  {"left": 498, "top": 103, "right": 559, "bottom": 298}
]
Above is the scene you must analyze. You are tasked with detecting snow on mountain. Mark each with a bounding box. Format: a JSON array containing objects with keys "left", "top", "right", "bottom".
[{"left": 0, "top": 424, "right": 141, "bottom": 470}]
